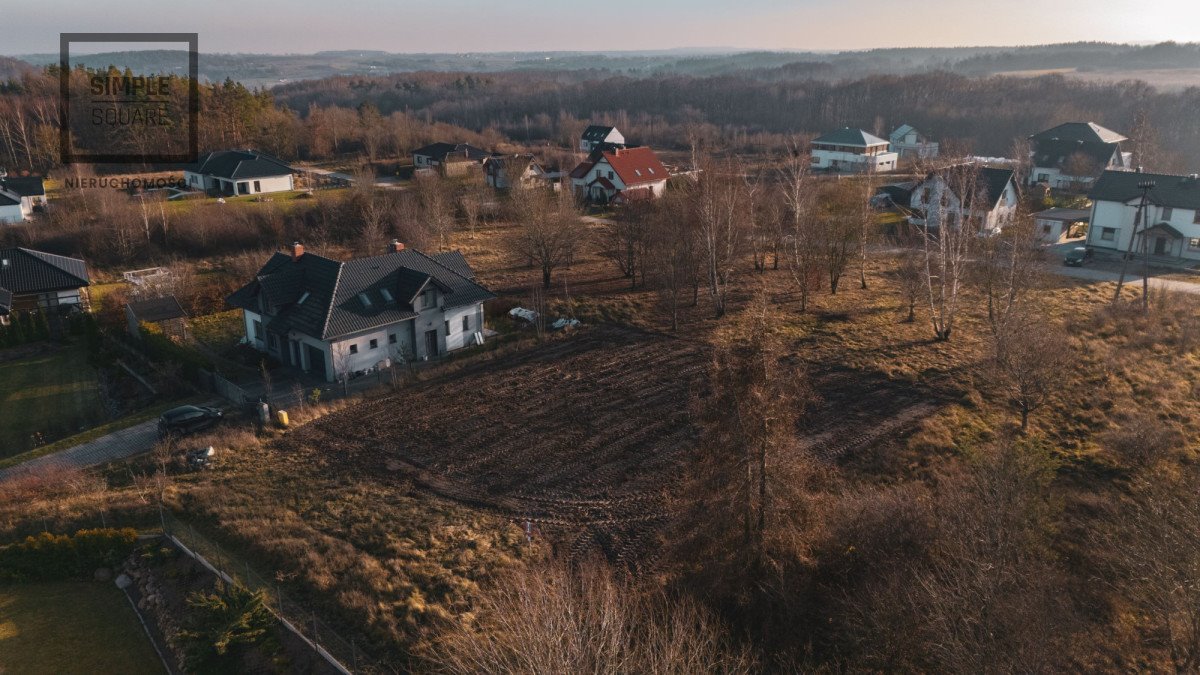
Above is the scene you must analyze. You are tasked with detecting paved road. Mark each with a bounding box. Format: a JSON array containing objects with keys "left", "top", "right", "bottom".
[
  {"left": 1052, "top": 263, "right": 1200, "bottom": 295},
  {"left": 0, "top": 419, "right": 160, "bottom": 482}
]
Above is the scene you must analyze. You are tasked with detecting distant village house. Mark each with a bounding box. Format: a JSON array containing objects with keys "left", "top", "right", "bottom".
[
  {"left": 569, "top": 146, "right": 668, "bottom": 204},
  {"left": 580, "top": 125, "right": 625, "bottom": 153},
  {"left": 907, "top": 164, "right": 1018, "bottom": 232},
  {"left": 412, "top": 143, "right": 491, "bottom": 177},
  {"left": 1028, "top": 122, "right": 1133, "bottom": 190},
  {"left": 889, "top": 124, "right": 940, "bottom": 160},
  {"left": 185, "top": 150, "right": 296, "bottom": 197},
  {"left": 811, "top": 128, "right": 898, "bottom": 173},
  {"left": 0, "top": 175, "right": 46, "bottom": 224}
]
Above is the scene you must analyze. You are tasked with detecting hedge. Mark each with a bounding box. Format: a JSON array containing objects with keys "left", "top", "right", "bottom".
[{"left": 0, "top": 528, "right": 139, "bottom": 581}]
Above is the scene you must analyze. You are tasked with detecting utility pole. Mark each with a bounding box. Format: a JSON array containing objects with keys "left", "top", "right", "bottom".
[{"left": 1112, "top": 180, "right": 1156, "bottom": 306}]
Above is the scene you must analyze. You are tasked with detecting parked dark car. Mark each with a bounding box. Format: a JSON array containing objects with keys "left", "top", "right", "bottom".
[
  {"left": 158, "top": 405, "right": 223, "bottom": 439},
  {"left": 1064, "top": 246, "right": 1093, "bottom": 267}
]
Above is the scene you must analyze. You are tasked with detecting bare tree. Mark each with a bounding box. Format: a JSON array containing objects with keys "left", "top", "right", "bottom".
[
  {"left": 415, "top": 172, "right": 456, "bottom": 251},
  {"left": 817, "top": 181, "right": 861, "bottom": 295},
  {"left": 601, "top": 203, "right": 650, "bottom": 289},
  {"left": 990, "top": 308, "right": 1069, "bottom": 431},
  {"left": 690, "top": 292, "right": 816, "bottom": 563},
  {"left": 894, "top": 248, "right": 925, "bottom": 323},
  {"left": 919, "top": 162, "right": 978, "bottom": 340},
  {"left": 779, "top": 141, "right": 821, "bottom": 312},
  {"left": 504, "top": 183, "right": 585, "bottom": 289},
  {"left": 646, "top": 193, "right": 699, "bottom": 330},
  {"left": 431, "top": 560, "right": 753, "bottom": 674},
  {"left": 690, "top": 154, "right": 750, "bottom": 316}
]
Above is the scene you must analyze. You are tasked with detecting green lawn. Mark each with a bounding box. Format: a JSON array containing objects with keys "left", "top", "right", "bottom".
[
  {"left": 0, "top": 344, "right": 107, "bottom": 458},
  {"left": 0, "top": 582, "right": 164, "bottom": 675}
]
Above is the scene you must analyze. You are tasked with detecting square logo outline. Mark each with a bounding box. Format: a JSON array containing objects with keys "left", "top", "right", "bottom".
[{"left": 59, "top": 32, "right": 199, "bottom": 164}]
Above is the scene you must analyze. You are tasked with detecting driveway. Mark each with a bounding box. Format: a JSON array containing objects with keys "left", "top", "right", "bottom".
[
  {"left": 1046, "top": 242, "right": 1200, "bottom": 295},
  {"left": 0, "top": 419, "right": 161, "bottom": 482}
]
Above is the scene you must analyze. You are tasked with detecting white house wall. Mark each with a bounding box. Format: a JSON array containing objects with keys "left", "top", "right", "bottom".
[{"left": 0, "top": 203, "right": 24, "bottom": 224}]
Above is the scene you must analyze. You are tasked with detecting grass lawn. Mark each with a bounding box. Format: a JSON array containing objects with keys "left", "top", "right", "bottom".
[
  {"left": 0, "top": 582, "right": 163, "bottom": 675},
  {"left": 0, "top": 344, "right": 107, "bottom": 458}
]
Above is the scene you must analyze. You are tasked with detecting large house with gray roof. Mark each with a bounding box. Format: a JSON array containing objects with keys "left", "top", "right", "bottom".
[
  {"left": 1028, "top": 122, "right": 1133, "bottom": 190},
  {"left": 184, "top": 150, "right": 296, "bottom": 197},
  {"left": 226, "top": 242, "right": 494, "bottom": 382},
  {"left": 1085, "top": 169, "right": 1200, "bottom": 262},
  {"left": 811, "top": 128, "right": 898, "bottom": 173}
]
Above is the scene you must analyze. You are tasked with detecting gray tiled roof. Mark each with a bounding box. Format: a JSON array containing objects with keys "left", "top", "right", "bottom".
[
  {"left": 412, "top": 143, "right": 490, "bottom": 162},
  {"left": 1089, "top": 170, "right": 1200, "bottom": 210},
  {"left": 432, "top": 250, "right": 476, "bottom": 279},
  {"left": 0, "top": 192, "right": 18, "bottom": 206},
  {"left": 0, "top": 247, "right": 90, "bottom": 295},
  {"left": 227, "top": 247, "right": 495, "bottom": 341},
  {"left": 0, "top": 288, "right": 11, "bottom": 315},
  {"left": 127, "top": 295, "right": 187, "bottom": 322},
  {"left": 813, "top": 128, "right": 889, "bottom": 147},
  {"left": 190, "top": 150, "right": 294, "bottom": 180},
  {"left": 1031, "top": 122, "right": 1127, "bottom": 145},
  {"left": 1, "top": 176, "right": 45, "bottom": 197}
]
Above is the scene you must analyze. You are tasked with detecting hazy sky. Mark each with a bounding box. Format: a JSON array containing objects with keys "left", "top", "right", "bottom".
[{"left": 6, "top": 0, "right": 1200, "bottom": 55}]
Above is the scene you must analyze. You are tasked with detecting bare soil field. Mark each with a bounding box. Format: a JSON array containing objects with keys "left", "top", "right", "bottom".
[{"left": 275, "top": 323, "right": 944, "bottom": 572}]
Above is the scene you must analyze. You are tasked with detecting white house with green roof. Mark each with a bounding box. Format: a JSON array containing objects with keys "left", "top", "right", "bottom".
[{"left": 811, "top": 128, "right": 898, "bottom": 173}]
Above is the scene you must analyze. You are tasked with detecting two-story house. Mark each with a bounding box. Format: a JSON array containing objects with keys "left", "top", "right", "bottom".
[
  {"left": 580, "top": 125, "right": 625, "bottom": 153},
  {"left": 908, "top": 164, "right": 1018, "bottom": 233},
  {"left": 811, "top": 128, "right": 898, "bottom": 173},
  {"left": 1028, "top": 122, "right": 1133, "bottom": 190},
  {"left": 889, "top": 124, "right": 940, "bottom": 160},
  {"left": 569, "top": 146, "right": 668, "bottom": 203},
  {"left": 226, "top": 242, "right": 495, "bottom": 382},
  {"left": 1086, "top": 169, "right": 1200, "bottom": 261}
]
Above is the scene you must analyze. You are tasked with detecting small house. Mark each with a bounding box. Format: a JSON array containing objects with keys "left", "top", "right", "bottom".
[
  {"left": 568, "top": 146, "right": 668, "bottom": 204},
  {"left": 580, "top": 125, "right": 625, "bottom": 153},
  {"left": 1028, "top": 122, "right": 1133, "bottom": 190},
  {"left": 811, "top": 128, "right": 898, "bottom": 174},
  {"left": 126, "top": 295, "right": 189, "bottom": 342},
  {"left": 184, "top": 150, "right": 295, "bottom": 197}
]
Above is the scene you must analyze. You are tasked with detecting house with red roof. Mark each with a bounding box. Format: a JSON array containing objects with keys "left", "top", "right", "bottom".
[{"left": 569, "top": 146, "right": 669, "bottom": 204}]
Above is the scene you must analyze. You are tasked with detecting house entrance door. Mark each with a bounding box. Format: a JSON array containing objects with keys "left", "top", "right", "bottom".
[
  {"left": 1155, "top": 237, "right": 1169, "bottom": 256},
  {"left": 424, "top": 329, "right": 439, "bottom": 358}
]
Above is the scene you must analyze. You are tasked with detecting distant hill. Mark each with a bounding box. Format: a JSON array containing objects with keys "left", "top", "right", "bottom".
[
  {"left": 0, "top": 55, "right": 34, "bottom": 82},
  {"left": 10, "top": 41, "right": 1200, "bottom": 89}
]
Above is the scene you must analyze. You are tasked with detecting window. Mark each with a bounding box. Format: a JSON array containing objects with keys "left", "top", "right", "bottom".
[
  {"left": 358, "top": 292, "right": 373, "bottom": 308},
  {"left": 369, "top": 339, "right": 378, "bottom": 350},
  {"left": 380, "top": 288, "right": 394, "bottom": 303},
  {"left": 608, "top": 171, "right": 614, "bottom": 180},
  {"left": 1163, "top": 207, "right": 1174, "bottom": 220},
  {"left": 269, "top": 334, "right": 279, "bottom": 350},
  {"left": 1189, "top": 238, "right": 1200, "bottom": 251},
  {"left": 388, "top": 333, "right": 397, "bottom": 344},
  {"left": 297, "top": 291, "right": 310, "bottom": 305},
  {"left": 253, "top": 320, "right": 263, "bottom": 340},
  {"left": 1042, "top": 223, "right": 1052, "bottom": 235},
  {"left": 463, "top": 315, "right": 470, "bottom": 332},
  {"left": 1100, "top": 227, "right": 1117, "bottom": 242},
  {"left": 253, "top": 180, "right": 261, "bottom": 192},
  {"left": 445, "top": 320, "right": 451, "bottom": 335},
  {"left": 1037, "top": 173, "right": 1049, "bottom": 182},
  {"left": 1194, "top": 210, "right": 1200, "bottom": 224},
  {"left": 420, "top": 289, "right": 435, "bottom": 309},
  {"left": 348, "top": 344, "right": 358, "bottom": 355}
]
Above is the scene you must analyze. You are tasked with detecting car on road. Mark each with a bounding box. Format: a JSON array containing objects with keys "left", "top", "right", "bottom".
[
  {"left": 1064, "top": 246, "right": 1093, "bottom": 267},
  {"left": 158, "top": 405, "right": 223, "bottom": 439}
]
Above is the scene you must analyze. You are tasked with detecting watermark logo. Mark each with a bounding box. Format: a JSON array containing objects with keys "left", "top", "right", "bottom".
[{"left": 59, "top": 32, "right": 199, "bottom": 164}]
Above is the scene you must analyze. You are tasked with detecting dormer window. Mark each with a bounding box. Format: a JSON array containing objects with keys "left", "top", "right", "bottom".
[
  {"left": 358, "top": 292, "right": 373, "bottom": 308},
  {"left": 297, "top": 291, "right": 310, "bottom": 305},
  {"left": 380, "top": 288, "right": 394, "bottom": 303}
]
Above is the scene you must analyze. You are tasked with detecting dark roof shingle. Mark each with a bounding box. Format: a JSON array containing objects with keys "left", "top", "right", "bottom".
[
  {"left": 228, "top": 247, "right": 494, "bottom": 341},
  {"left": 190, "top": 150, "right": 294, "bottom": 180},
  {"left": 1089, "top": 170, "right": 1200, "bottom": 210},
  {"left": 127, "top": 295, "right": 187, "bottom": 322},
  {"left": 0, "top": 248, "right": 90, "bottom": 296}
]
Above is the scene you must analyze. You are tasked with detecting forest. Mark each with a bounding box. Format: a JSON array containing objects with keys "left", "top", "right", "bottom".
[{"left": 2, "top": 56, "right": 1200, "bottom": 174}]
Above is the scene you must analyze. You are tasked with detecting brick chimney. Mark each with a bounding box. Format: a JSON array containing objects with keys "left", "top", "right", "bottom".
[
  {"left": 389, "top": 239, "right": 405, "bottom": 253},
  {"left": 290, "top": 241, "right": 305, "bottom": 261}
]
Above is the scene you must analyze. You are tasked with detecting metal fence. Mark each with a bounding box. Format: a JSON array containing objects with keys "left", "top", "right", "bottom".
[{"left": 160, "top": 510, "right": 381, "bottom": 674}]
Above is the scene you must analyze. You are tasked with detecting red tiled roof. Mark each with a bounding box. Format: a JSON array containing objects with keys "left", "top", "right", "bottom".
[{"left": 601, "top": 147, "right": 667, "bottom": 186}]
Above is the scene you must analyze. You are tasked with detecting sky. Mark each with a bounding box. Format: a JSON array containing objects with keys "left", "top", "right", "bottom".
[{"left": 5, "top": 0, "right": 1200, "bottom": 56}]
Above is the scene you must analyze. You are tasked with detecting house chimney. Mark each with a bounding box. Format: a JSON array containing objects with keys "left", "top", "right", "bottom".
[
  {"left": 290, "top": 242, "right": 305, "bottom": 261},
  {"left": 390, "top": 239, "right": 405, "bottom": 253}
]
